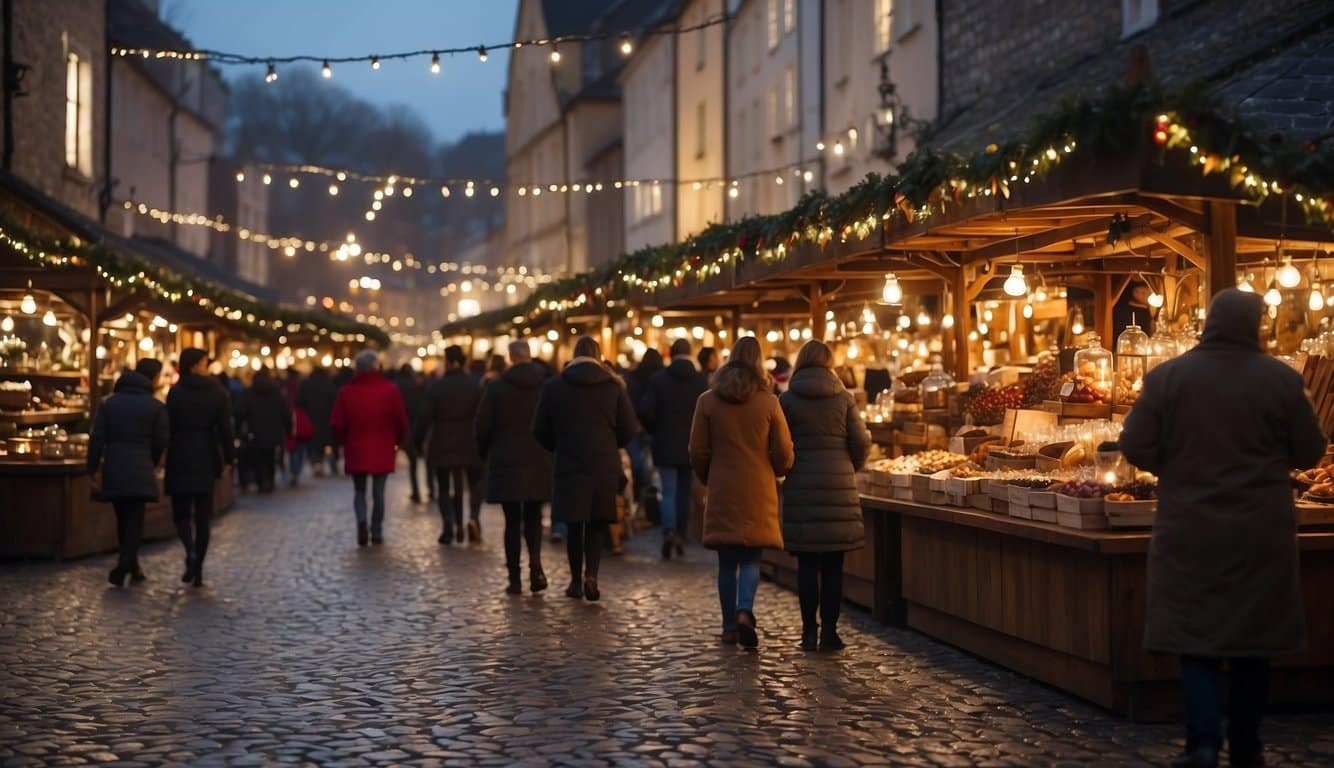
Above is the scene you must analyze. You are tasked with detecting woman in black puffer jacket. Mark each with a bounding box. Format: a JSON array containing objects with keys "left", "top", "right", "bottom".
[{"left": 778, "top": 340, "right": 872, "bottom": 651}]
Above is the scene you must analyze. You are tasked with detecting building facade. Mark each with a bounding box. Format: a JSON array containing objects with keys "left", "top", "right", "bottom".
[
  {"left": 675, "top": 0, "right": 727, "bottom": 240},
  {"left": 2, "top": 0, "right": 108, "bottom": 219},
  {"left": 620, "top": 14, "right": 676, "bottom": 253}
]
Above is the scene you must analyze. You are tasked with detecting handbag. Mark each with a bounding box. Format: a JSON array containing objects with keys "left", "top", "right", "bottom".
[{"left": 293, "top": 406, "right": 314, "bottom": 442}]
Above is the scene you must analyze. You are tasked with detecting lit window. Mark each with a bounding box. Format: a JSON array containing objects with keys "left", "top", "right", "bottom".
[
  {"left": 64, "top": 50, "right": 93, "bottom": 176},
  {"left": 875, "top": 0, "right": 894, "bottom": 53},
  {"left": 784, "top": 0, "right": 795, "bottom": 33},
  {"left": 1122, "top": 0, "right": 1159, "bottom": 37},
  {"left": 767, "top": 0, "right": 779, "bottom": 50}
]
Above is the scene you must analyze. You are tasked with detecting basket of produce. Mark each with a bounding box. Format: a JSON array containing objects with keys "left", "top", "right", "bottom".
[
  {"left": 1053, "top": 480, "right": 1109, "bottom": 529},
  {"left": 1104, "top": 481, "right": 1158, "bottom": 527},
  {"left": 1035, "top": 441, "right": 1077, "bottom": 472},
  {"left": 965, "top": 384, "right": 1026, "bottom": 427}
]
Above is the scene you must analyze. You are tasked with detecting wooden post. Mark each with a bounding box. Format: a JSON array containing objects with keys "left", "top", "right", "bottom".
[
  {"left": 730, "top": 307, "right": 742, "bottom": 343},
  {"left": 1095, "top": 273, "right": 1113, "bottom": 343},
  {"left": 951, "top": 267, "right": 969, "bottom": 380},
  {"left": 808, "top": 282, "right": 825, "bottom": 342},
  {"left": 87, "top": 285, "right": 103, "bottom": 413},
  {"left": 1205, "top": 201, "right": 1238, "bottom": 300}
]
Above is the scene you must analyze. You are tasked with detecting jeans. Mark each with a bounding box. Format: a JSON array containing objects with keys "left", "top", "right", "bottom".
[
  {"left": 1180, "top": 655, "right": 1269, "bottom": 760},
  {"left": 288, "top": 442, "right": 307, "bottom": 481},
  {"left": 566, "top": 521, "right": 608, "bottom": 581},
  {"left": 658, "top": 465, "right": 692, "bottom": 536},
  {"left": 352, "top": 473, "right": 388, "bottom": 536},
  {"left": 435, "top": 466, "right": 481, "bottom": 531},
  {"left": 796, "top": 551, "right": 845, "bottom": 632},
  {"left": 172, "top": 492, "right": 214, "bottom": 570},
  {"left": 627, "top": 433, "right": 650, "bottom": 501},
  {"left": 111, "top": 499, "right": 145, "bottom": 572},
  {"left": 405, "top": 448, "right": 432, "bottom": 500},
  {"left": 502, "top": 501, "right": 544, "bottom": 576},
  {"left": 716, "top": 546, "right": 763, "bottom": 631}
]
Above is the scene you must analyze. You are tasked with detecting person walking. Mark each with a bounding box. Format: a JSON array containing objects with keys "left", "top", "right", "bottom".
[
  {"left": 533, "top": 336, "right": 639, "bottom": 602},
  {"left": 164, "top": 349, "right": 235, "bottom": 587},
  {"left": 779, "top": 340, "right": 872, "bottom": 651},
  {"left": 394, "top": 363, "right": 430, "bottom": 504},
  {"left": 476, "top": 341, "right": 552, "bottom": 595},
  {"left": 624, "top": 348, "right": 663, "bottom": 510},
  {"left": 298, "top": 366, "right": 338, "bottom": 476},
  {"left": 237, "top": 368, "right": 291, "bottom": 494},
  {"left": 1120, "top": 289, "right": 1327, "bottom": 768},
  {"left": 415, "top": 345, "right": 483, "bottom": 545},
  {"left": 689, "top": 336, "right": 793, "bottom": 648},
  {"left": 284, "top": 367, "right": 312, "bottom": 487},
  {"left": 88, "top": 358, "right": 169, "bottom": 587},
  {"left": 639, "top": 338, "right": 708, "bottom": 560},
  {"left": 698, "top": 347, "right": 720, "bottom": 377},
  {"left": 331, "top": 350, "right": 409, "bottom": 547}
]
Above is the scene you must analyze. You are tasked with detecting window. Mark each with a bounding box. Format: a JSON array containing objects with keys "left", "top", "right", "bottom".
[
  {"left": 767, "top": 0, "right": 779, "bottom": 50},
  {"left": 767, "top": 84, "right": 779, "bottom": 138},
  {"left": 832, "top": 0, "right": 850, "bottom": 84},
  {"left": 875, "top": 0, "right": 894, "bottom": 53},
  {"left": 696, "top": 101, "right": 707, "bottom": 158},
  {"left": 784, "top": 66, "right": 796, "bottom": 128},
  {"left": 1122, "top": 0, "right": 1159, "bottom": 37},
  {"left": 896, "top": 0, "right": 916, "bottom": 39},
  {"left": 696, "top": 14, "right": 707, "bottom": 70},
  {"left": 64, "top": 49, "right": 93, "bottom": 176},
  {"left": 784, "top": 0, "right": 795, "bottom": 34}
]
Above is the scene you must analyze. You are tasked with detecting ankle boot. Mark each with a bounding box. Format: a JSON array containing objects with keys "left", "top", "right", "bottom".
[
  {"left": 506, "top": 566, "right": 522, "bottom": 595},
  {"left": 819, "top": 626, "right": 845, "bottom": 652},
  {"left": 181, "top": 556, "right": 195, "bottom": 583},
  {"left": 530, "top": 566, "right": 548, "bottom": 594},
  {"left": 800, "top": 624, "right": 819, "bottom": 651}
]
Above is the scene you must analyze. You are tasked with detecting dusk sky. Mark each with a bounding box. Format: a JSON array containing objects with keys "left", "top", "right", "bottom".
[{"left": 171, "top": 0, "right": 519, "bottom": 146}]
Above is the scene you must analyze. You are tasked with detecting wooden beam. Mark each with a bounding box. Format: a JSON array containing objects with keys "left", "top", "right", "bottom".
[
  {"left": 809, "top": 282, "right": 825, "bottom": 342},
  {"left": 1205, "top": 201, "right": 1238, "bottom": 299},
  {"left": 951, "top": 267, "right": 969, "bottom": 379},
  {"left": 1141, "top": 230, "right": 1206, "bottom": 271},
  {"left": 964, "top": 215, "right": 1152, "bottom": 264},
  {"left": 1121, "top": 193, "right": 1207, "bottom": 232}
]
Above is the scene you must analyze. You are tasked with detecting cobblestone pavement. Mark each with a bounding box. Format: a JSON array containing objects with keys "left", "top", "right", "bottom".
[{"left": 2, "top": 469, "right": 1332, "bottom": 767}]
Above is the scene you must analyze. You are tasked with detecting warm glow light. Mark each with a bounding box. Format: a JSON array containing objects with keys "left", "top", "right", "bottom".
[
  {"left": 546, "top": 329, "right": 559, "bottom": 341},
  {"left": 941, "top": 314, "right": 955, "bottom": 329},
  {"left": 1277, "top": 258, "right": 1302, "bottom": 289},
  {"left": 880, "top": 273, "right": 902, "bottom": 304},
  {"left": 41, "top": 310, "right": 56, "bottom": 327},
  {"left": 1309, "top": 287, "right": 1325, "bottom": 312},
  {"left": 1264, "top": 284, "right": 1282, "bottom": 307},
  {"left": 1237, "top": 276, "right": 1254, "bottom": 292},
  {"left": 328, "top": 183, "right": 339, "bottom": 196},
  {"left": 138, "top": 337, "right": 154, "bottom": 352},
  {"left": 1022, "top": 302, "right": 1034, "bottom": 319},
  {"left": 619, "top": 35, "right": 633, "bottom": 56},
  {"left": 0, "top": 316, "right": 12, "bottom": 332},
  {"left": 651, "top": 314, "right": 664, "bottom": 328},
  {"left": 916, "top": 310, "right": 931, "bottom": 326},
  {"left": 1147, "top": 291, "right": 1164, "bottom": 308},
  {"left": 430, "top": 53, "right": 441, "bottom": 74},
  {"left": 19, "top": 293, "right": 36, "bottom": 314},
  {"left": 234, "top": 171, "right": 245, "bottom": 182},
  {"left": 1003, "top": 265, "right": 1028, "bottom": 297},
  {"left": 458, "top": 299, "right": 481, "bottom": 318},
  {"left": 549, "top": 44, "right": 561, "bottom": 63},
  {"left": 321, "top": 60, "right": 332, "bottom": 79},
  {"left": 371, "top": 56, "right": 380, "bottom": 70}
]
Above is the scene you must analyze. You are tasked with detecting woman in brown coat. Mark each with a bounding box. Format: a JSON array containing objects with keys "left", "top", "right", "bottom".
[
  {"left": 689, "top": 336, "right": 794, "bottom": 648},
  {"left": 780, "top": 340, "right": 872, "bottom": 652}
]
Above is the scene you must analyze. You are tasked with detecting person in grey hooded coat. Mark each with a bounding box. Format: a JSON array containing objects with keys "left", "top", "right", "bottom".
[
  {"left": 1120, "top": 289, "right": 1327, "bottom": 768},
  {"left": 779, "top": 340, "right": 871, "bottom": 652}
]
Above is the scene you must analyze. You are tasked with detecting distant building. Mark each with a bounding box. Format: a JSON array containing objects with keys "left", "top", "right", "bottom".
[
  {"left": 675, "top": 0, "right": 727, "bottom": 240},
  {"left": 106, "top": 0, "right": 228, "bottom": 260},
  {"left": 208, "top": 158, "right": 270, "bottom": 285}
]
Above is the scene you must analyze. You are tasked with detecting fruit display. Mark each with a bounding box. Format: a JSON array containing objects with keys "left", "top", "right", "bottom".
[
  {"left": 965, "top": 383, "right": 1025, "bottom": 426},
  {"left": 1105, "top": 481, "right": 1157, "bottom": 501},
  {"left": 1053, "top": 480, "right": 1111, "bottom": 498},
  {"left": 1022, "top": 355, "right": 1060, "bottom": 407},
  {"left": 1113, "top": 368, "right": 1144, "bottom": 406},
  {"left": 871, "top": 450, "right": 971, "bottom": 475},
  {"left": 1059, "top": 370, "right": 1111, "bottom": 404}
]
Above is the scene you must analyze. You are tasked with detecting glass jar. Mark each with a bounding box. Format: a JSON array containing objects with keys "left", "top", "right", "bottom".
[
  {"left": 1114, "top": 324, "right": 1150, "bottom": 406},
  {"left": 1066, "top": 335, "right": 1113, "bottom": 404},
  {"left": 873, "top": 389, "right": 894, "bottom": 423},
  {"left": 1094, "top": 442, "right": 1132, "bottom": 486},
  {"left": 919, "top": 364, "right": 954, "bottom": 410}
]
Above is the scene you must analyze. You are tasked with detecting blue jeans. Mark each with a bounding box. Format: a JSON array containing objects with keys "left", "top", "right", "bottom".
[
  {"left": 627, "top": 434, "right": 650, "bottom": 500},
  {"left": 659, "top": 465, "right": 692, "bottom": 536},
  {"left": 288, "top": 442, "right": 307, "bottom": 479},
  {"left": 716, "top": 546, "right": 763, "bottom": 631},
  {"left": 353, "top": 473, "right": 388, "bottom": 536}
]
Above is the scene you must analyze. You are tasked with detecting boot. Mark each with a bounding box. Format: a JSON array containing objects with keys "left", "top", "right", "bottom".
[
  {"left": 437, "top": 522, "right": 453, "bottom": 545},
  {"left": 736, "top": 610, "right": 758, "bottom": 649},
  {"left": 181, "top": 556, "right": 196, "bottom": 584},
  {"left": 108, "top": 567, "right": 127, "bottom": 588},
  {"left": 357, "top": 523, "right": 369, "bottom": 547},
  {"left": 673, "top": 533, "right": 685, "bottom": 557},
  {"left": 467, "top": 518, "right": 481, "bottom": 544},
  {"left": 530, "top": 565, "right": 548, "bottom": 594},
  {"left": 819, "top": 626, "right": 845, "bottom": 652},
  {"left": 192, "top": 562, "right": 204, "bottom": 588},
  {"left": 564, "top": 580, "right": 583, "bottom": 599},
  {"left": 582, "top": 575, "right": 600, "bottom": 602},
  {"left": 506, "top": 567, "right": 522, "bottom": 596},
  {"left": 661, "top": 531, "right": 673, "bottom": 560},
  {"left": 801, "top": 624, "right": 819, "bottom": 652}
]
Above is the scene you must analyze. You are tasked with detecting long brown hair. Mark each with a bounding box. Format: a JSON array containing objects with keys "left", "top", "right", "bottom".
[
  {"left": 793, "top": 340, "right": 834, "bottom": 372},
  {"left": 712, "top": 336, "right": 771, "bottom": 402}
]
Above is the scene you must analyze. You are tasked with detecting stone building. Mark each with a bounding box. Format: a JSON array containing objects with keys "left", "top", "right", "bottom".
[{"left": 1, "top": 0, "right": 108, "bottom": 219}]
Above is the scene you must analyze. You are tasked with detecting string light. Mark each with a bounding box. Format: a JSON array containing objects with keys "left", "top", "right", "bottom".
[
  {"left": 234, "top": 171, "right": 245, "bottom": 182},
  {"left": 549, "top": 43, "right": 561, "bottom": 64},
  {"left": 879, "top": 273, "right": 902, "bottom": 305},
  {"left": 321, "top": 59, "right": 332, "bottom": 78},
  {"left": 328, "top": 183, "right": 339, "bottom": 196},
  {"left": 1003, "top": 265, "right": 1027, "bottom": 297},
  {"left": 1277, "top": 256, "right": 1302, "bottom": 288},
  {"left": 477, "top": 46, "right": 488, "bottom": 62},
  {"left": 619, "top": 35, "right": 633, "bottom": 56},
  {"left": 430, "top": 53, "right": 441, "bottom": 74},
  {"left": 370, "top": 56, "right": 380, "bottom": 70}
]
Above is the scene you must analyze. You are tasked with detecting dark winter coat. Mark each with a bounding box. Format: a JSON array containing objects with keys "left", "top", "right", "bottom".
[
  {"left": 414, "top": 369, "right": 482, "bottom": 468},
  {"left": 533, "top": 358, "right": 640, "bottom": 524},
  {"left": 239, "top": 374, "right": 292, "bottom": 451},
  {"left": 690, "top": 362, "right": 795, "bottom": 550},
  {"left": 1121, "top": 289, "right": 1327, "bottom": 658},
  {"left": 395, "top": 372, "right": 425, "bottom": 428},
  {"left": 779, "top": 366, "right": 872, "bottom": 553},
  {"left": 164, "top": 373, "right": 235, "bottom": 496},
  {"left": 297, "top": 371, "right": 337, "bottom": 448},
  {"left": 640, "top": 357, "right": 708, "bottom": 467},
  {"left": 476, "top": 362, "right": 552, "bottom": 503},
  {"left": 331, "top": 370, "right": 409, "bottom": 475},
  {"left": 88, "top": 371, "right": 168, "bottom": 501}
]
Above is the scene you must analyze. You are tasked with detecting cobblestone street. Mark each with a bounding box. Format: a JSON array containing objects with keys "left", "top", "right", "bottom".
[{"left": 1, "top": 470, "right": 1331, "bottom": 767}]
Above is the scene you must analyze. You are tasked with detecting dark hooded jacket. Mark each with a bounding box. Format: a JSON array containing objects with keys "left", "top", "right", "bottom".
[
  {"left": 779, "top": 366, "right": 873, "bottom": 553},
  {"left": 165, "top": 373, "right": 235, "bottom": 495},
  {"left": 297, "top": 369, "right": 338, "bottom": 449},
  {"left": 88, "top": 371, "right": 169, "bottom": 500},
  {"left": 238, "top": 373, "right": 292, "bottom": 451},
  {"left": 689, "top": 362, "right": 794, "bottom": 549},
  {"left": 625, "top": 350, "right": 663, "bottom": 418},
  {"left": 414, "top": 368, "right": 482, "bottom": 468},
  {"left": 1121, "top": 289, "right": 1327, "bottom": 657},
  {"left": 533, "top": 358, "right": 639, "bottom": 523},
  {"left": 395, "top": 370, "right": 425, "bottom": 434},
  {"left": 476, "top": 361, "right": 552, "bottom": 503},
  {"left": 639, "top": 356, "right": 709, "bottom": 467}
]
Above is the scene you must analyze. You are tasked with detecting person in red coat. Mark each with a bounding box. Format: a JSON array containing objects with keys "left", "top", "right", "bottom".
[{"left": 331, "top": 349, "right": 409, "bottom": 546}]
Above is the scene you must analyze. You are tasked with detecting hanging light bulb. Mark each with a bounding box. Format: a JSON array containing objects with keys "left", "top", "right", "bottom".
[
  {"left": 20, "top": 292, "right": 36, "bottom": 314},
  {"left": 0, "top": 316, "right": 12, "bottom": 333},
  {"left": 1277, "top": 256, "right": 1302, "bottom": 288},
  {"left": 370, "top": 56, "right": 380, "bottom": 70},
  {"left": 261, "top": 173, "right": 272, "bottom": 185},
  {"left": 288, "top": 177, "right": 299, "bottom": 189},
  {"left": 328, "top": 183, "right": 339, "bottom": 196},
  {"left": 1022, "top": 302, "right": 1034, "bottom": 319},
  {"left": 916, "top": 310, "right": 931, "bottom": 326},
  {"left": 833, "top": 141, "right": 845, "bottom": 156},
  {"left": 41, "top": 310, "right": 57, "bottom": 327},
  {"left": 1003, "top": 264, "right": 1027, "bottom": 297},
  {"left": 1264, "top": 279, "right": 1282, "bottom": 307},
  {"left": 477, "top": 46, "right": 488, "bottom": 62},
  {"left": 265, "top": 63, "right": 277, "bottom": 83},
  {"left": 880, "top": 273, "right": 902, "bottom": 304},
  {"left": 861, "top": 304, "right": 875, "bottom": 324},
  {"left": 138, "top": 337, "right": 154, "bottom": 352},
  {"left": 619, "top": 34, "right": 633, "bottom": 56},
  {"left": 1237, "top": 274, "right": 1254, "bottom": 292},
  {"left": 440, "top": 185, "right": 451, "bottom": 198},
  {"left": 321, "top": 60, "right": 332, "bottom": 79},
  {"left": 549, "top": 43, "right": 561, "bottom": 64},
  {"left": 941, "top": 314, "right": 955, "bottom": 329},
  {"left": 234, "top": 170, "right": 245, "bottom": 183},
  {"left": 1147, "top": 289, "right": 1164, "bottom": 308},
  {"left": 430, "top": 53, "right": 441, "bottom": 74},
  {"left": 1309, "top": 284, "right": 1325, "bottom": 312},
  {"left": 1070, "top": 307, "right": 1085, "bottom": 336}
]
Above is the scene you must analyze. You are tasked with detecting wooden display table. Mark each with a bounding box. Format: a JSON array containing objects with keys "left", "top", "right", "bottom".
[
  {"left": 861, "top": 496, "right": 1334, "bottom": 722},
  {"left": 0, "top": 463, "right": 234, "bottom": 560}
]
